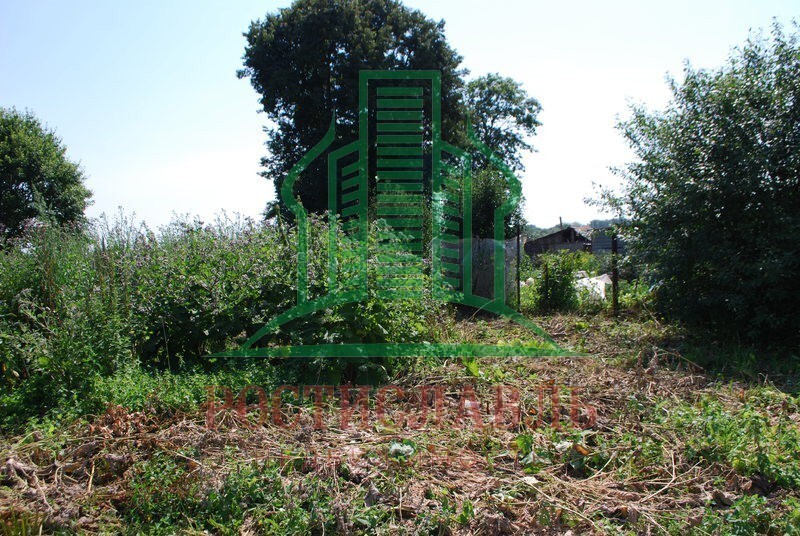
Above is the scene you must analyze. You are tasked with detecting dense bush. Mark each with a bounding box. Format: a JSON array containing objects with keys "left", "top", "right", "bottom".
[
  {"left": 0, "top": 214, "right": 448, "bottom": 425},
  {"left": 603, "top": 23, "right": 800, "bottom": 346},
  {"left": 520, "top": 252, "right": 579, "bottom": 313},
  {"left": 0, "top": 224, "right": 129, "bottom": 418}
]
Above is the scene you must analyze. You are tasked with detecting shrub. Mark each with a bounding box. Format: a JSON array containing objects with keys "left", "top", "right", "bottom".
[
  {"left": 530, "top": 252, "right": 579, "bottom": 313},
  {"left": 122, "top": 214, "right": 300, "bottom": 367},
  {"left": 602, "top": 23, "right": 800, "bottom": 346},
  {"left": 0, "top": 225, "right": 131, "bottom": 420},
  {"left": 0, "top": 213, "right": 451, "bottom": 425}
]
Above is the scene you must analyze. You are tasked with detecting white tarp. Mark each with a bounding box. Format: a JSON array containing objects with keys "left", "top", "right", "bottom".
[
  {"left": 575, "top": 274, "right": 612, "bottom": 301},
  {"left": 520, "top": 273, "right": 612, "bottom": 301}
]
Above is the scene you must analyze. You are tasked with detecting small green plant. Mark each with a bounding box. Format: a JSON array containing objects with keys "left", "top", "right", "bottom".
[
  {"left": 457, "top": 499, "right": 475, "bottom": 525},
  {"left": 695, "top": 495, "right": 776, "bottom": 535},
  {"left": 672, "top": 394, "right": 800, "bottom": 489},
  {"left": 125, "top": 452, "right": 197, "bottom": 530},
  {"left": 533, "top": 252, "right": 578, "bottom": 312},
  {"left": 124, "top": 457, "right": 337, "bottom": 535}
]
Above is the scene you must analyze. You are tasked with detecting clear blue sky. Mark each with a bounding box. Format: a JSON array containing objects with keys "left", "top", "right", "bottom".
[{"left": 1, "top": 1, "right": 796, "bottom": 228}]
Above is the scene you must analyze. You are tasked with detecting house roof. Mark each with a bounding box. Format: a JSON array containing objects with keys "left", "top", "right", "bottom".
[
  {"left": 523, "top": 226, "right": 591, "bottom": 255},
  {"left": 528, "top": 226, "right": 591, "bottom": 245}
]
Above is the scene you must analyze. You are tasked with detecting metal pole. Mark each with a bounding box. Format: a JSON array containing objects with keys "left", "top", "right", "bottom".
[
  {"left": 611, "top": 233, "right": 619, "bottom": 317},
  {"left": 516, "top": 218, "right": 521, "bottom": 311}
]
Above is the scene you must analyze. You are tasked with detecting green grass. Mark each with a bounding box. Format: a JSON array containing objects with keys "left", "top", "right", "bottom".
[
  {"left": 670, "top": 392, "right": 800, "bottom": 489},
  {"left": 124, "top": 456, "right": 338, "bottom": 535}
]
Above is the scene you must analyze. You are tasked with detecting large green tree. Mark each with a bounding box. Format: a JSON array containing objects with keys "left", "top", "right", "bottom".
[
  {"left": 602, "top": 23, "right": 800, "bottom": 344},
  {"left": 0, "top": 108, "right": 91, "bottom": 240},
  {"left": 239, "top": 0, "right": 542, "bottom": 238},
  {"left": 466, "top": 74, "right": 541, "bottom": 237},
  {"left": 239, "top": 0, "right": 466, "bottom": 216},
  {"left": 465, "top": 73, "right": 541, "bottom": 173}
]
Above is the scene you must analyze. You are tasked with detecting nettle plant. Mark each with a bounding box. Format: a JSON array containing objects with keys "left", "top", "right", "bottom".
[{"left": 0, "top": 213, "right": 451, "bottom": 423}]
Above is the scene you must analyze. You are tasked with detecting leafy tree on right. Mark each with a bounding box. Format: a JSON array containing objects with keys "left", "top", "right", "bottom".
[{"left": 601, "top": 22, "right": 800, "bottom": 345}]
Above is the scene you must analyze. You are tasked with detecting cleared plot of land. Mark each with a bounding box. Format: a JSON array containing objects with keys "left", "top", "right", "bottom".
[{"left": 1, "top": 315, "right": 799, "bottom": 534}]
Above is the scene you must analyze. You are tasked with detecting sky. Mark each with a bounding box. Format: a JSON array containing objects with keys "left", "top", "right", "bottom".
[{"left": 0, "top": 1, "right": 796, "bottom": 229}]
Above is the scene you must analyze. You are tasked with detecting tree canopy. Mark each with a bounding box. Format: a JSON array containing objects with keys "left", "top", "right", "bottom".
[
  {"left": 603, "top": 23, "right": 800, "bottom": 344},
  {"left": 239, "top": 0, "right": 541, "bottom": 238},
  {"left": 467, "top": 74, "right": 541, "bottom": 237},
  {"left": 0, "top": 108, "right": 91, "bottom": 239},
  {"left": 465, "top": 73, "right": 541, "bottom": 172},
  {"left": 239, "top": 0, "right": 466, "bottom": 216}
]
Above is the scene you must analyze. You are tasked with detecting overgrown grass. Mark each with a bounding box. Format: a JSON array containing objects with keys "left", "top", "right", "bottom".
[
  {"left": 0, "top": 215, "right": 449, "bottom": 430},
  {"left": 670, "top": 391, "right": 800, "bottom": 489}
]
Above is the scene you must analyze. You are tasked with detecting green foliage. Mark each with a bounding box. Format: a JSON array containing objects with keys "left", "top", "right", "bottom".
[
  {"left": 672, "top": 393, "right": 800, "bottom": 489},
  {"left": 466, "top": 74, "right": 541, "bottom": 238},
  {"left": 0, "top": 214, "right": 449, "bottom": 426},
  {"left": 694, "top": 495, "right": 782, "bottom": 535},
  {"left": 0, "top": 108, "right": 91, "bottom": 239},
  {"left": 125, "top": 456, "right": 343, "bottom": 534},
  {"left": 602, "top": 22, "right": 800, "bottom": 345},
  {"left": 0, "top": 225, "right": 130, "bottom": 421},
  {"left": 565, "top": 251, "right": 601, "bottom": 274},
  {"left": 461, "top": 354, "right": 481, "bottom": 377},
  {"left": 529, "top": 252, "right": 579, "bottom": 313},
  {"left": 616, "top": 279, "right": 653, "bottom": 312},
  {"left": 257, "top": 219, "right": 450, "bottom": 384},
  {"left": 123, "top": 214, "right": 299, "bottom": 365},
  {"left": 520, "top": 250, "right": 652, "bottom": 315},
  {"left": 465, "top": 73, "right": 541, "bottom": 173},
  {"left": 239, "top": 0, "right": 466, "bottom": 217},
  {"left": 86, "top": 360, "right": 282, "bottom": 416},
  {"left": 125, "top": 452, "right": 196, "bottom": 530},
  {"left": 470, "top": 168, "right": 524, "bottom": 239},
  {"left": 0, "top": 214, "right": 299, "bottom": 425}
]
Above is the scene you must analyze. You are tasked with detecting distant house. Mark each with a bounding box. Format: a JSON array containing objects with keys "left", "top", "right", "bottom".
[
  {"left": 523, "top": 226, "right": 591, "bottom": 256},
  {"left": 524, "top": 226, "right": 625, "bottom": 258}
]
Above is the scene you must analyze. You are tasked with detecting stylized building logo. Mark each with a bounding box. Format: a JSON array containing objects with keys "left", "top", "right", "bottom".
[{"left": 214, "top": 71, "right": 569, "bottom": 358}]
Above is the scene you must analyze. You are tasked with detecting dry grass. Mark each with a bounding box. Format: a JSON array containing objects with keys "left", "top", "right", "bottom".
[{"left": 1, "top": 314, "right": 798, "bottom": 534}]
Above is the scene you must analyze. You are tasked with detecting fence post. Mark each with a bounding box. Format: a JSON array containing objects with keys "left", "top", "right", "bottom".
[
  {"left": 611, "top": 233, "right": 619, "bottom": 318},
  {"left": 543, "top": 262, "right": 550, "bottom": 312},
  {"left": 516, "top": 222, "right": 521, "bottom": 311}
]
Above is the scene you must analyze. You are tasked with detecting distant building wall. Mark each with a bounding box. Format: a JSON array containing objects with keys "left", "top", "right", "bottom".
[
  {"left": 523, "top": 226, "right": 626, "bottom": 259},
  {"left": 590, "top": 229, "right": 626, "bottom": 255},
  {"left": 524, "top": 227, "right": 590, "bottom": 257}
]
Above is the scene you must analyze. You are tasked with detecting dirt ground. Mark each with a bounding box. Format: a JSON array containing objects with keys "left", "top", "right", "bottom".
[{"left": 2, "top": 314, "right": 798, "bottom": 534}]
